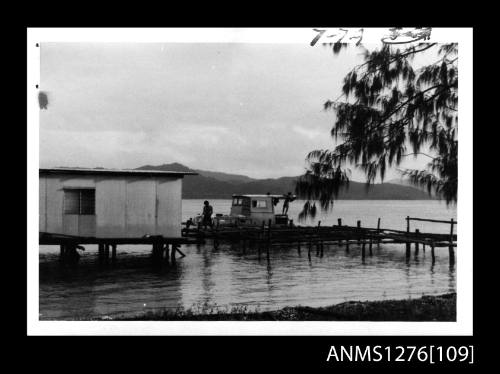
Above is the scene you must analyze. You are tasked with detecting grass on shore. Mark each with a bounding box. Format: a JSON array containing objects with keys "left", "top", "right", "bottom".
[{"left": 112, "top": 293, "right": 456, "bottom": 321}]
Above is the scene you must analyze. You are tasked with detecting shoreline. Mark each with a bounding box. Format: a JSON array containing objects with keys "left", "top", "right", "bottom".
[{"left": 109, "top": 293, "right": 456, "bottom": 321}]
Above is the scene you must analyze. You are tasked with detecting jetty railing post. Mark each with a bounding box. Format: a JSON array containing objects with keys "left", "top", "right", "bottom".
[
  {"left": 415, "top": 229, "right": 420, "bottom": 256},
  {"left": 308, "top": 233, "right": 312, "bottom": 260},
  {"left": 316, "top": 221, "right": 321, "bottom": 256},
  {"left": 377, "top": 217, "right": 381, "bottom": 245},
  {"left": 337, "top": 218, "right": 343, "bottom": 246},
  {"left": 405, "top": 216, "right": 411, "bottom": 258},
  {"left": 258, "top": 221, "right": 265, "bottom": 258},
  {"left": 267, "top": 219, "right": 272, "bottom": 260},
  {"left": 357, "top": 220, "right": 361, "bottom": 245},
  {"left": 358, "top": 220, "right": 366, "bottom": 259},
  {"left": 449, "top": 218, "right": 455, "bottom": 265}
]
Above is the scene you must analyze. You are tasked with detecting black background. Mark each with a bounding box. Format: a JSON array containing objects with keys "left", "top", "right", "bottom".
[{"left": 12, "top": 7, "right": 486, "bottom": 370}]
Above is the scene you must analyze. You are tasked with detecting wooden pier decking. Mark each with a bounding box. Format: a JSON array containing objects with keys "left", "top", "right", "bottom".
[
  {"left": 39, "top": 216, "right": 456, "bottom": 265},
  {"left": 39, "top": 232, "right": 202, "bottom": 264},
  {"left": 182, "top": 216, "right": 457, "bottom": 265}
]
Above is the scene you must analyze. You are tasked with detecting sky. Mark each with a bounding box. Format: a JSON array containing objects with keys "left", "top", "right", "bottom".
[{"left": 39, "top": 42, "right": 431, "bottom": 181}]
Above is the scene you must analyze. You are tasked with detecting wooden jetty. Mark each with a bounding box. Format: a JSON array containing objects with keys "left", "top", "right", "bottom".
[
  {"left": 182, "top": 216, "right": 457, "bottom": 265},
  {"left": 40, "top": 216, "right": 456, "bottom": 266}
]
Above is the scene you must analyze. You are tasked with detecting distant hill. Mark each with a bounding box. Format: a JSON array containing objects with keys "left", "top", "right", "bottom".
[
  {"left": 136, "top": 163, "right": 435, "bottom": 200},
  {"left": 194, "top": 169, "right": 255, "bottom": 184},
  {"left": 387, "top": 177, "right": 435, "bottom": 194},
  {"left": 137, "top": 163, "right": 193, "bottom": 173}
]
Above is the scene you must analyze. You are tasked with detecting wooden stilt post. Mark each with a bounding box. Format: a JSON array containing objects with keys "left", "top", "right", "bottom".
[
  {"left": 164, "top": 244, "right": 170, "bottom": 264},
  {"left": 369, "top": 236, "right": 373, "bottom": 256},
  {"left": 98, "top": 243, "right": 104, "bottom": 259},
  {"left": 104, "top": 244, "right": 110, "bottom": 260},
  {"left": 111, "top": 244, "right": 117, "bottom": 261},
  {"left": 449, "top": 218, "right": 455, "bottom": 265},
  {"left": 171, "top": 244, "right": 177, "bottom": 264},
  {"left": 152, "top": 243, "right": 158, "bottom": 262},
  {"left": 431, "top": 241, "right": 436, "bottom": 263}
]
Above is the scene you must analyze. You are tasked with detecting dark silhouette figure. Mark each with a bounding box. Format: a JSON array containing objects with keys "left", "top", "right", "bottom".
[
  {"left": 202, "top": 200, "right": 213, "bottom": 229},
  {"left": 266, "top": 192, "right": 279, "bottom": 206},
  {"left": 282, "top": 192, "right": 295, "bottom": 214}
]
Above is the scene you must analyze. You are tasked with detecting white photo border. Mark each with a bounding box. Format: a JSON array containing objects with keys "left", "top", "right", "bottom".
[{"left": 27, "top": 27, "right": 473, "bottom": 335}]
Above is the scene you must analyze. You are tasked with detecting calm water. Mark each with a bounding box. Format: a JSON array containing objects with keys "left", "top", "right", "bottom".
[{"left": 39, "top": 200, "right": 457, "bottom": 320}]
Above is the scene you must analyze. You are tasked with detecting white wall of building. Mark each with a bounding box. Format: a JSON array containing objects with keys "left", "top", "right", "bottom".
[{"left": 39, "top": 174, "right": 183, "bottom": 238}]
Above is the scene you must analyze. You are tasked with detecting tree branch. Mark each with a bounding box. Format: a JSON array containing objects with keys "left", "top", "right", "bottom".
[{"left": 401, "top": 152, "right": 436, "bottom": 159}]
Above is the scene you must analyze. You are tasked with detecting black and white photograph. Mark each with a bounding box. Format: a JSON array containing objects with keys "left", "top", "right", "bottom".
[{"left": 27, "top": 28, "right": 472, "bottom": 337}]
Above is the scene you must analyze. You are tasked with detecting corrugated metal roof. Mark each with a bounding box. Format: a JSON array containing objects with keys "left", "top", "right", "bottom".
[{"left": 39, "top": 167, "right": 197, "bottom": 177}]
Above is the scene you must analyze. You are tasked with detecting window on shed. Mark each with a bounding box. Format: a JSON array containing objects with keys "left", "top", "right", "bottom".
[
  {"left": 252, "top": 199, "right": 267, "bottom": 208},
  {"left": 64, "top": 189, "right": 95, "bottom": 215}
]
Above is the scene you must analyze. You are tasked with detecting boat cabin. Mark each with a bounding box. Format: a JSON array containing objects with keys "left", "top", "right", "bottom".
[{"left": 229, "top": 194, "right": 294, "bottom": 225}]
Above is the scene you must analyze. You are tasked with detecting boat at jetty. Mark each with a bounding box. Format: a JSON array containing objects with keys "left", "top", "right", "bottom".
[{"left": 190, "top": 194, "right": 296, "bottom": 227}]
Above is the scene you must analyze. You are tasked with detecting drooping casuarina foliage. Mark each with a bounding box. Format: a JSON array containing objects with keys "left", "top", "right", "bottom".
[{"left": 296, "top": 42, "right": 458, "bottom": 219}]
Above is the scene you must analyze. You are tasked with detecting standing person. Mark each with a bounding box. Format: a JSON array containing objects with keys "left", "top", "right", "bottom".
[
  {"left": 282, "top": 192, "right": 295, "bottom": 215},
  {"left": 202, "top": 200, "right": 213, "bottom": 229}
]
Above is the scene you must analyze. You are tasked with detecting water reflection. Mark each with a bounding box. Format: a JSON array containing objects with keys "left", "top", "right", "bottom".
[
  {"left": 39, "top": 240, "right": 457, "bottom": 320},
  {"left": 201, "top": 246, "right": 214, "bottom": 304}
]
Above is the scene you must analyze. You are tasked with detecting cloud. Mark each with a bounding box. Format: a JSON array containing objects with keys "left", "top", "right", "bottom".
[
  {"left": 39, "top": 42, "right": 431, "bottom": 180},
  {"left": 292, "top": 125, "right": 325, "bottom": 140}
]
